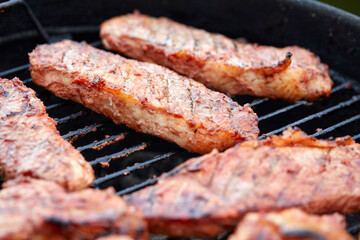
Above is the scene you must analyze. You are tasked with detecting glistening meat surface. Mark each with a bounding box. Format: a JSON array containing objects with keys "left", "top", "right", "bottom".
[
  {"left": 126, "top": 128, "right": 360, "bottom": 237},
  {"left": 0, "top": 78, "right": 94, "bottom": 191},
  {"left": 29, "top": 40, "right": 259, "bottom": 154},
  {"left": 101, "top": 12, "right": 333, "bottom": 102}
]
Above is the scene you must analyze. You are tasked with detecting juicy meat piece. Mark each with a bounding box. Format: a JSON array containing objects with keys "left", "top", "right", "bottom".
[
  {"left": 126, "top": 128, "right": 360, "bottom": 237},
  {"left": 0, "top": 78, "right": 94, "bottom": 191},
  {"left": 100, "top": 12, "right": 333, "bottom": 102},
  {"left": 228, "top": 209, "right": 352, "bottom": 240},
  {"left": 29, "top": 40, "right": 259, "bottom": 154},
  {"left": 0, "top": 177, "right": 148, "bottom": 240}
]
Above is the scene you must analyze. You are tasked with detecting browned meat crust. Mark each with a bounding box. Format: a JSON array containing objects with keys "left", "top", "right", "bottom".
[
  {"left": 125, "top": 128, "right": 360, "bottom": 237},
  {"left": 29, "top": 40, "right": 259, "bottom": 154},
  {"left": 101, "top": 12, "right": 333, "bottom": 102},
  {"left": 0, "top": 177, "right": 148, "bottom": 240},
  {"left": 0, "top": 78, "right": 94, "bottom": 191},
  {"left": 228, "top": 208, "right": 352, "bottom": 240}
]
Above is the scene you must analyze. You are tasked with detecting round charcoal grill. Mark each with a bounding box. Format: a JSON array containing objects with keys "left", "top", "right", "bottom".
[{"left": 0, "top": 0, "right": 360, "bottom": 238}]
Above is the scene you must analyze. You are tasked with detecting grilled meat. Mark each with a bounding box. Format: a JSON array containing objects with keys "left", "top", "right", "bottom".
[
  {"left": 228, "top": 208, "right": 352, "bottom": 240},
  {"left": 0, "top": 77, "right": 94, "bottom": 191},
  {"left": 0, "top": 177, "right": 148, "bottom": 240},
  {"left": 100, "top": 12, "right": 333, "bottom": 102},
  {"left": 29, "top": 40, "right": 259, "bottom": 154},
  {"left": 126, "top": 128, "right": 360, "bottom": 237}
]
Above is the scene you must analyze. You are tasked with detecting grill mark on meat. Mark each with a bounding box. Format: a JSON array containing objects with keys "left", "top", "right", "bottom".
[
  {"left": 227, "top": 102, "right": 240, "bottom": 134},
  {"left": 227, "top": 151, "right": 252, "bottom": 194},
  {"left": 144, "top": 71, "right": 154, "bottom": 105},
  {"left": 306, "top": 149, "right": 332, "bottom": 207},
  {"left": 163, "top": 76, "right": 170, "bottom": 107},
  {"left": 172, "top": 181, "right": 189, "bottom": 214},
  {"left": 206, "top": 153, "right": 221, "bottom": 188},
  {"left": 235, "top": 150, "right": 282, "bottom": 209},
  {"left": 186, "top": 27, "right": 195, "bottom": 52},
  {"left": 251, "top": 152, "right": 284, "bottom": 204},
  {"left": 147, "top": 187, "right": 156, "bottom": 217},
  {"left": 273, "top": 158, "right": 302, "bottom": 208},
  {"left": 221, "top": 170, "right": 238, "bottom": 199},
  {"left": 193, "top": 34, "right": 201, "bottom": 53},
  {"left": 140, "top": 17, "right": 152, "bottom": 43},
  {"left": 163, "top": 24, "right": 172, "bottom": 47},
  {"left": 232, "top": 40, "right": 239, "bottom": 52},
  {"left": 174, "top": 23, "right": 187, "bottom": 50},
  {"left": 187, "top": 29, "right": 196, "bottom": 52},
  {"left": 186, "top": 80, "right": 195, "bottom": 124},
  {"left": 211, "top": 35, "right": 218, "bottom": 53}
]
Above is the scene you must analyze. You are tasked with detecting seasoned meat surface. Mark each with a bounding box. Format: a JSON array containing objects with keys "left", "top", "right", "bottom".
[
  {"left": 228, "top": 209, "right": 352, "bottom": 240},
  {"left": 0, "top": 78, "right": 94, "bottom": 191},
  {"left": 0, "top": 178, "right": 148, "bottom": 240},
  {"left": 126, "top": 128, "right": 360, "bottom": 237},
  {"left": 29, "top": 40, "right": 259, "bottom": 154},
  {"left": 101, "top": 12, "right": 333, "bottom": 102}
]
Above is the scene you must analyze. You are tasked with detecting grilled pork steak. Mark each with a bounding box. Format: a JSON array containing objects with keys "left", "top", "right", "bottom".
[
  {"left": 101, "top": 12, "right": 333, "bottom": 102},
  {"left": 126, "top": 128, "right": 360, "bottom": 237},
  {"left": 0, "top": 78, "right": 94, "bottom": 191},
  {"left": 229, "top": 208, "right": 352, "bottom": 240},
  {"left": 0, "top": 178, "right": 148, "bottom": 240},
  {"left": 29, "top": 40, "right": 259, "bottom": 154}
]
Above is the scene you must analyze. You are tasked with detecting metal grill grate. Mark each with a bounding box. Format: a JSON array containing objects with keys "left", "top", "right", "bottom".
[{"left": 1, "top": 0, "right": 360, "bottom": 238}]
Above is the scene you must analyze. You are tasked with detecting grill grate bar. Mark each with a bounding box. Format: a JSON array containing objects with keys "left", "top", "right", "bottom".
[
  {"left": 347, "top": 225, "right": 360, "bottom": 235},
  {"left": 46, "top": 102, "right": 65, "bottom": 111},
  {"left": 260, "top": 96, "right": 360, "bottom": 139},
  {"left": 61, "top": 122, "right": 104, "bottom": 140},
  {"left": 89, "top": 142, "right": 148, "bottom": 166},
  {"left": 331, "top": 82, "right": 352, "bottom": 93},
  {"left": 353, "top": 134, "right": 360, "bottom": 141},
  {"left": 22, "top": 78, "right": 33, "bottom": 84},
  {"left": 0, "top": 63, "right": 30, "bottom": 77},
  {"left": 250, "top": 98, "right": 269, "bottom": 107},
  {"left": 0, "top": 0, "right": 49, "bottom": 43},
  {"left": 311, "top": 114, "right": 360, "bottom": 138},
  {"left": 90, "top": 40, "right": 102, "bottom": 47},
  {"left": 259, "top": 101, "right": 306, "bottom": 122},
  {"left": 54, "top": 111, "right": 88, "bottom": 125},
  {"left": 77, "top": 133, "right": 126, "bottom": 152},
  {"left": 117, "top": 177, "right": 158, "bottom": 196},
  {"left": 92, "top": 152, "right": 177, "bottom": 187},
  {"left": 258, "top": 83, "right": 349, "bottom": 122}
]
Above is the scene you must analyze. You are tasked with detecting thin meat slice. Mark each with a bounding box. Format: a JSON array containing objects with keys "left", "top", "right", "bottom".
[
  {"left": 29, "top": 40, "right": 259, "bottom": 154},
  {"left": 125, "top": 128, "right": 360, "bottom": 237},
  {"left": 228, "top": 208, "right": 352, "bottom": 240},
  {"left": 0, "top": 78, "right": 94, "bottom": 191},
  {"left": 101, "top": 12, "right": 333, "bottom": 102},
  {"left": 0, "top": 177, "right": 148, "bottom": 240}
]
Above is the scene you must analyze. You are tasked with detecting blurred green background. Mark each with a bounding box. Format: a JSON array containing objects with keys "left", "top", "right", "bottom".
[{"left": 318, "top": 0, "right": 360, "bottom": 16}]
